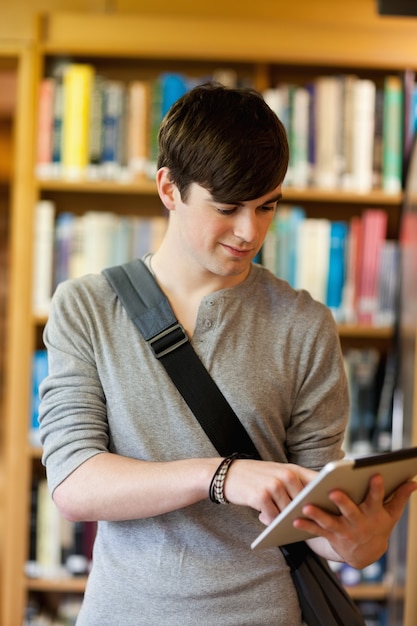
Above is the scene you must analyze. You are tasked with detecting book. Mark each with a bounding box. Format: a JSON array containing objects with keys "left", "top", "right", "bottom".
[
  {"left": 326, "top": 221, "right": 348, "bottom": 319},
  {"left": 51, "top": 74, "right": 64, "bottom": 178},
  {"left": 146, "top": 73, "right": 188, "bottom": 178},
  {"left": 351, "top": 78, "right": 376, "bottom": 192},
  {"left": 375, "top": 240, "right": 399, "bottom": 326},
  {"left": 344, "top": 348, "right": 381, "bottom": 455},
  {"left": 29, "top": 350, "right": 48, "bottom": 447},
  {"left": 101, "top": 79, "right": 126, "bottom": 179},
  {"left": 261, "top": 217, "right": 278, "bottom": 274},
  {"left": 274, "top": 205, "right": 305, "bottom": 285},
  {"left": 342, "top": 216, "right": 362, "bottom": 323},
  {"left": 35, "top": 479, "right": 63, "bottom": 578},
  {"left": 403, "top": 69, "right": 417, "bottom": 183},
  {"left": 161, "top": 72, "right": 188, "bottom": 118},
  {"left": 340, "top": 74, "right": 358, "bottom": 190},
  {"left": 290, "top": 85, "right": 311, "bottom": 188},
  {"left": 314, "top": 76, "right": 344, "bottom": 189},
  {"left": 382, "top": 75, "right": 404, "bottom": 193},
  {"left": 87, "top": 74, "right": 105, "bottom": 180},
  {"left": 32, "top": 200, "right": 55, "bottom": 315},
  {"left": 127, "top": 80, "right": 151, "bottom": 178},
  {"left": 356, "top": 209, "right": 388, "bottom": 324},
  {"left": 81, "top": 211, "right": 118, "bottom": 275},
  {"left": 62, "top": 63, "right": 95, "bottom": 180},
  {"left": 54, "top": 212, "right": 75, "bottom": 288},
  {"left": 35, "top": 77, "right": 55, "bottom": 179},
  {"left": 372, "top": 86, "right": 384, "bottom": 189},
  {"left": 295, "top": 218, "right": 331, "bottom": 303}
]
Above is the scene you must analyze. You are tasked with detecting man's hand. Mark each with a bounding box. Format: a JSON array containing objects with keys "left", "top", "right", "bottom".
[
  {"left": 224, "top": 459, "right": 318, "bottom": 525},
  {"left": 294, "top": 474, "right": 417, "bottom": 568}
]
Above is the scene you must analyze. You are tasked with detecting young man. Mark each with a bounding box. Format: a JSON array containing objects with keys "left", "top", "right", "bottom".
[{"left": 39, "top": 83, "right": 416, "bottom": 625}]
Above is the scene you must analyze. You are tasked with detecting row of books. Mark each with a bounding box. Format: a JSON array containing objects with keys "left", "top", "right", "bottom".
[
  {"left": 31, "top": 345, "right": 395, "bottom": 457},
  {"left": 35, "top": 63, "right": 241, "bottom": 182},
  {"left": 34, "top": 61, "right": 415, "bottom": 192},
  {"left": 25, "top": 596, "right": 82, "bottom": 626},
  {"left": 343, "top": 348, "right": 396, "bottom": 456},
  {"left": 264, "top": 72, "right": 413, "bottom": 193},
  {"left": 261, "top": 205, "right": 398, "bottom": 326},
  {"left": 32, "top": 200, "right": 167, "bottom": 316},
  {"left": 27, "top": 477, "right": 97, "bottom": 580}
]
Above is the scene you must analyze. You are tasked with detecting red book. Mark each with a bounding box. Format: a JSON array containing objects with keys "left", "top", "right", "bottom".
[
  {"left": 356, "top": 209, "right": 388, "bottom": 325},
  {"left": 35, "top": 77, "right": 55, "bottom": 178}
]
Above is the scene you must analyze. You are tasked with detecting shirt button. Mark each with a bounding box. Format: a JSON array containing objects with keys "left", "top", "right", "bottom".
[{"left": 204, "top": 319, "right": 212, "bottom": 328}]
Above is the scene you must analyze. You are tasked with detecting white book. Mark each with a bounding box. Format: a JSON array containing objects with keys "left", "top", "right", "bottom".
[
  {"left": 295, "top": 218, "right": 331, "bottom": 303},
  {"left": 32, "top": 200, "right": 55, "bottom": 316},
  {"left": 314, "top": 76, "right": 344, "bottom": 189},
  {"left": 82, "top": 211, "right": 118, "bottom": 275},
  {"left": 36, "top": 479, "right": 63, "bottom": 578},
  {"left": 351, "top": 79, "right": 376, "bottom": 192},
  {"left": 291, "top": 86, "right": 311, "bottom": 188}
]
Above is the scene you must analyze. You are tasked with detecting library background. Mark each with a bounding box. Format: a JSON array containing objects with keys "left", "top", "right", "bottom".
[{"left": 1, "top": 0, "right": 417, "bottom": 624}]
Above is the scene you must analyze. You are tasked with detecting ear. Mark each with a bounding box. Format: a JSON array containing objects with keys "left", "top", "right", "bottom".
[{"left": 156, "top": 167, "right": 177, "bottom": 212}]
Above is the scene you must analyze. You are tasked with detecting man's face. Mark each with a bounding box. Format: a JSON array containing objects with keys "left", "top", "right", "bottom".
[{"left": 170, "top": 182, "right": 282, "bottom": 281}]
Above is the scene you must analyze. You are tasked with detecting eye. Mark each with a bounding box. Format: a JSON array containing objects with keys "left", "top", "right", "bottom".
[
  {"left": 215, "top": 205, "right": 238, "bottom": 216},
  {"left": 259, "top": 202, "right": 278, "bottom": 213}
]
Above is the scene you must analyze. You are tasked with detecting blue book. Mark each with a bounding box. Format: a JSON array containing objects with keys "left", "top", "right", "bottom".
[
  {"left": 161, "top": 73, "right": 188, "bottom": 117},
  {"left": 326, "top": 221, "right": 348, "bottom": 318},
  {"left": 274, "top": 206, "right": 306, "bottom": 286},
  {"left": 30, "top": 350, "right": 48, "bottom": 447},
  {"left": 287, "top": 206, "right": 306, "bottom": 288}
]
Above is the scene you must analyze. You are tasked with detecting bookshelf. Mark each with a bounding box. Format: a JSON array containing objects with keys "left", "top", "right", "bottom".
[
  {"left": 2, "top": 10, "right": 417, "bottom": 625},
  {"left": 0, "top": 41, "right": 37, "bottom": 626}
]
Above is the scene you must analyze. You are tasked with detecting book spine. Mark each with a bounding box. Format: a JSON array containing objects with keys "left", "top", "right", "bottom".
[
  {"left": 32, "top": 200, "right": 55, "bottom": 316},
  {"left": 382, "top": 75, "right": 404, "bottom": 193},
  {"left": 340, "top": 74, "right": 357, "bottom": 190},
  {"left": 35, "top": 78, "right": 55, "bottom": 179},
  {"left": 87, "top": 74, "right": 105, "bottom": 180},
  {"left": 29, "top": 350, "right": 48, "bottom": 447},
  {"left": 314, "top": 76, "right": 344, "bottom": 189},
  {"left": 351, "top": 79, "right": 376, "bottom": 192},
  {"left": 101, "top": 79, "right": 126, "bottom": 179},
  {"left": 356, "top": 209, "right": 388, "bottom": 324},
  {"left": 291, "top": 86, "right": 310, "bottom": 188},
  {"left": 342, "top": 216, "right": 361, "bottom": 323},
  {"left": 326, "top": 221, "right": 348, "bottom": 319},
  {"left": 62, "top": 63, "right": 95, "bottom": 180},
  {"left": 127, "top": 80, "right": 151, "bottom": 178},
  {"left": 51, "top": 77, "right": 64, "bottom": 177},
  {"left": 295, "top": 218, "right": 331, "bottom": 303},
  {"left": 344, "top": 348, "right": 380, "bottom": 455}
]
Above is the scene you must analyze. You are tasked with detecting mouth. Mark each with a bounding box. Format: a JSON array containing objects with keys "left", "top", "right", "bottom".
[{"left": 221, "top": 243, "right": 254, "bottom": 258}]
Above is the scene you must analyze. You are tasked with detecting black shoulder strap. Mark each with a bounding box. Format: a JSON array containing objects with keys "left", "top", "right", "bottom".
[{"left": 103, "top": 259, "right": 260, "bottom": 459}]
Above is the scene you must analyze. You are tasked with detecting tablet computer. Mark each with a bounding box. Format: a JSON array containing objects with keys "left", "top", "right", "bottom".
[{"left": 251, "top": 446, "right": 417, "bottom": 551}]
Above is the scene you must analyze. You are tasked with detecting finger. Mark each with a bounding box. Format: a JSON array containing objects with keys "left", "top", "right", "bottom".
[{"left": 384, "top": 480, "right": 417, "bottom": 520}]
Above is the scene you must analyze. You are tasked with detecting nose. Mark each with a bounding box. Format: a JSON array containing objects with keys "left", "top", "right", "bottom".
[{"left": 233, "top": 210, "right": 258, "bottom": 243}]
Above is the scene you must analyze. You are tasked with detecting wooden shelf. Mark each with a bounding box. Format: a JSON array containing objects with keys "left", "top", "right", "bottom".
[
  {"left": 347, "top": 582, "right": 403, "bottom": 601},
  {"left": 36, "top": 176, "right": 157, "bottom": 195},
  {"left": 35, "top": 177, "right": 403, "bottom": 206},
  {"left": 33, "top": 310, "right": 394, "bottom": 341},
  {"left": 338, "top": 324, "right": 394, "bottom": 339},
  {"left": 26, "top": 576, "right": 88, "bottom": 594},
  {"left": 23, "top": 576, "right": 398, "bottom": 602}
]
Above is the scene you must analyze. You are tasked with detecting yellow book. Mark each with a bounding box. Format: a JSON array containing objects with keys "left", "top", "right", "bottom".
[{"left": 62, "top": 63, "right": 95, "bottom": 179}]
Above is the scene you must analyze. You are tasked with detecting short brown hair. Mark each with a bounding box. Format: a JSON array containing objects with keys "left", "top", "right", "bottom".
[{"left": 157, "top": 82, "right": 289, "bottom": 202}]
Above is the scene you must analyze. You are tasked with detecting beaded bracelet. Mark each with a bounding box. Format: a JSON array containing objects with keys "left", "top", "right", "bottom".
[{"left": 209, "top": 452, "right": 240, "bottom": 504}]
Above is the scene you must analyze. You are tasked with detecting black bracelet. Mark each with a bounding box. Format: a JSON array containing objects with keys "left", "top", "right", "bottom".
[{"left": 209, "top": 452, "right": 241, "bottom": 504}]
